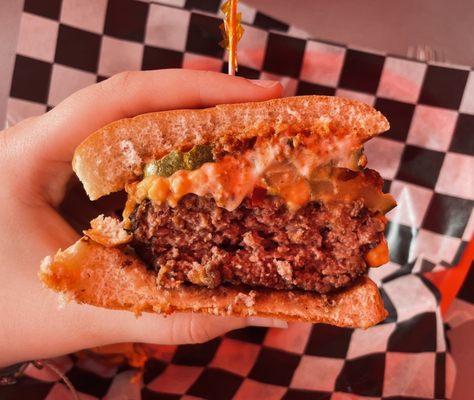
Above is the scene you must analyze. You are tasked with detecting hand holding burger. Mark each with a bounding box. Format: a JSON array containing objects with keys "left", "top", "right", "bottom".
[
  {"left": 41, "top": 91, "right": 394, "bottom": 326},
  {"left": 0, "top": 69, "right": 287, "bottom": 367}
]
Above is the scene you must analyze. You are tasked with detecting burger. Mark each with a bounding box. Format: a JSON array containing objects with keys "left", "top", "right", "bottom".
[{"left": 40, "top": 95, "right": 396, "bottom": 328}]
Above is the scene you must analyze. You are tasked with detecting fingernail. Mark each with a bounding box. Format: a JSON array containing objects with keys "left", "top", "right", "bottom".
[
  {"left": 247, "top": 317, "right": 288, "bottom": 329},
  {"left": 249, "top": 79, "right": 280, "bottom": 88}
]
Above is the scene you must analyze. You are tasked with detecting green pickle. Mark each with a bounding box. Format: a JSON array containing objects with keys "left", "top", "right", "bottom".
[
  {"left": 144, "top": 151, "right": 185, "bottom": 177},
  {"left": 144, "top": 145, "right": 214, "bottom": 177},
  {"left": 183, "top": 144, "right": 214, "bottom": 170}
]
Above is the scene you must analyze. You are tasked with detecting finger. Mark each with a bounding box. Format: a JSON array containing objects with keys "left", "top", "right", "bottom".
[
  {"left": 85, "top": 309, "right": 287, "bottom": 347},
  {"left": 19, "top": 69, "right": 282, "bottom": 163},
  {"left": 121, "top": 313, "right": 288, "bottom": 345}
]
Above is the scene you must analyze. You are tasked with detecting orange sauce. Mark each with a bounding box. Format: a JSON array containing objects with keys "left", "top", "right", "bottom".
[{"left": 123, "top": 131, "right": 395, "bottom": 222}]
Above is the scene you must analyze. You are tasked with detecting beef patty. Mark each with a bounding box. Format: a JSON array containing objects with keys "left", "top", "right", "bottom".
[{"left": 130, "top": 193, "right": 386, "bottom": 294}]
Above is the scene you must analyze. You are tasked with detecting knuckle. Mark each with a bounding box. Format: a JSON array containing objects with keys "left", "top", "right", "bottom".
[
  {"left": 186, "top": 315, "right": 212, "bottom": 344},
  {"left": 16, "top": 115, "right": 39, "bottom": 126},
  {"left": 104, "top": 71, "right": 137, "bottom": 94},
  {"left": 97, "top": 71, "right": 138, "bottom": 117}
]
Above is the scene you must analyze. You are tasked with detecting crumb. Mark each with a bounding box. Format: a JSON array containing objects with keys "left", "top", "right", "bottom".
[
  {"left": 234, "top": 290, "right": 257, "bottom": 315},
  {"left": 186, "top": 262, "right": 221, "bottom": 288},
  {"left": 84, "top": 215, "right": 132, "bottom": 247},
  {"left": 276, "top": 260, "right": 293, "bottom": 283}
]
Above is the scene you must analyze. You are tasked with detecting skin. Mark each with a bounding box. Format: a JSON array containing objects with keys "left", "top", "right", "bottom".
[{"left": 0, "top": 69, "right": 285, "bottom": 367}]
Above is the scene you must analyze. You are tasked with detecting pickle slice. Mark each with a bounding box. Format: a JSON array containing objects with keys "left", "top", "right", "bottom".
[
  {"left": 144, "top": 145, "right": 214, "bottom": 177},
  {"left": 144, "top": 151, "right": 185, "bottom": 177},
  {"left": 309, "top": 167, "right": 396, "bottom": 214},
  {"left": 183, "top": 144, "right": 214, "bottom": 170}
]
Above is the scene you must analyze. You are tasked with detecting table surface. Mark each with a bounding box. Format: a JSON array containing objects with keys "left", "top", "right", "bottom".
[{"left": 0, "top": 1, "right": 472, "bottom": 398}]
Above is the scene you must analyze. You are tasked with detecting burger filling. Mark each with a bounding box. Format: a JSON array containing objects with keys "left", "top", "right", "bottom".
[
  {"left": 130, "top": 194, "right": 386, "bottom": 294},
  {"left": 122, "top": 129, "right": 395, "bottom": 295}
]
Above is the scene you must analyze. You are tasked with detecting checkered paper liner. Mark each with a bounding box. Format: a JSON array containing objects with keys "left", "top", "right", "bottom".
[{"left": 2, "top": 0, "right": 473, "bottom": 399}]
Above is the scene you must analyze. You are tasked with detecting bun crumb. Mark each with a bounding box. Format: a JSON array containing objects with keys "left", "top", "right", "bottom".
[{"left": 83, "top": 215, "right": 131, "bottom": 247}]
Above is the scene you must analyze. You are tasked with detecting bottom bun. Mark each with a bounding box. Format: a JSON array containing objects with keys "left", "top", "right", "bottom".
[{"left": 40, "top": 238, "right": 387, "bottom": 328}]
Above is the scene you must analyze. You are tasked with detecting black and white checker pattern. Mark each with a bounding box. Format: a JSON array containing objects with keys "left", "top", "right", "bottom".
[{"left": 3, "top": 0, "right": 474, "bottom": 399}]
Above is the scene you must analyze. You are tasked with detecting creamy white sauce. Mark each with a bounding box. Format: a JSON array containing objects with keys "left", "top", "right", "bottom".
[{"left": 124, "top": 131, "right": 362, "bottom": 217}]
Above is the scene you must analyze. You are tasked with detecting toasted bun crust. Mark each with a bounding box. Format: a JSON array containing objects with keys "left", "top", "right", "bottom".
[
  {"left": 73, "top": 96, "right": 389, "bottom": 200},
  {"left": 40, "top": 238, "right": 387, "bottom": 328}
]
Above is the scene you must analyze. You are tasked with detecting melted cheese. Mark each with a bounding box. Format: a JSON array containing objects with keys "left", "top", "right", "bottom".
[{"left": 364, "top": 238, "right": 389, "bottom": 267}]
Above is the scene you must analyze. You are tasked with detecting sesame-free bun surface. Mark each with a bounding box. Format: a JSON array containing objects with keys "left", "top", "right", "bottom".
[
  {"left": 73, "top": 95, "right": 389, "bottom": 200},
  {"left": 40, "top": 238, "right": 387, "bottom": 328}
]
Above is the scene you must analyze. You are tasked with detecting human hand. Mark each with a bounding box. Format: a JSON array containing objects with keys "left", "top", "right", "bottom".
[{"left": 0, "top": 69, "right": 284, "bottom": 367}]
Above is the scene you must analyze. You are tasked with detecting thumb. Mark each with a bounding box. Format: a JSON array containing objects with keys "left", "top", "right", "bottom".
[{"left": 20, "top": 70, "right": 283, "bottom": 165}]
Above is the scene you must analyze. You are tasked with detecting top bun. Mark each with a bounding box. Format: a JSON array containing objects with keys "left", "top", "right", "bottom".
[{"left": 73, "top": 95, "right": 389, "bottom": 200}]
